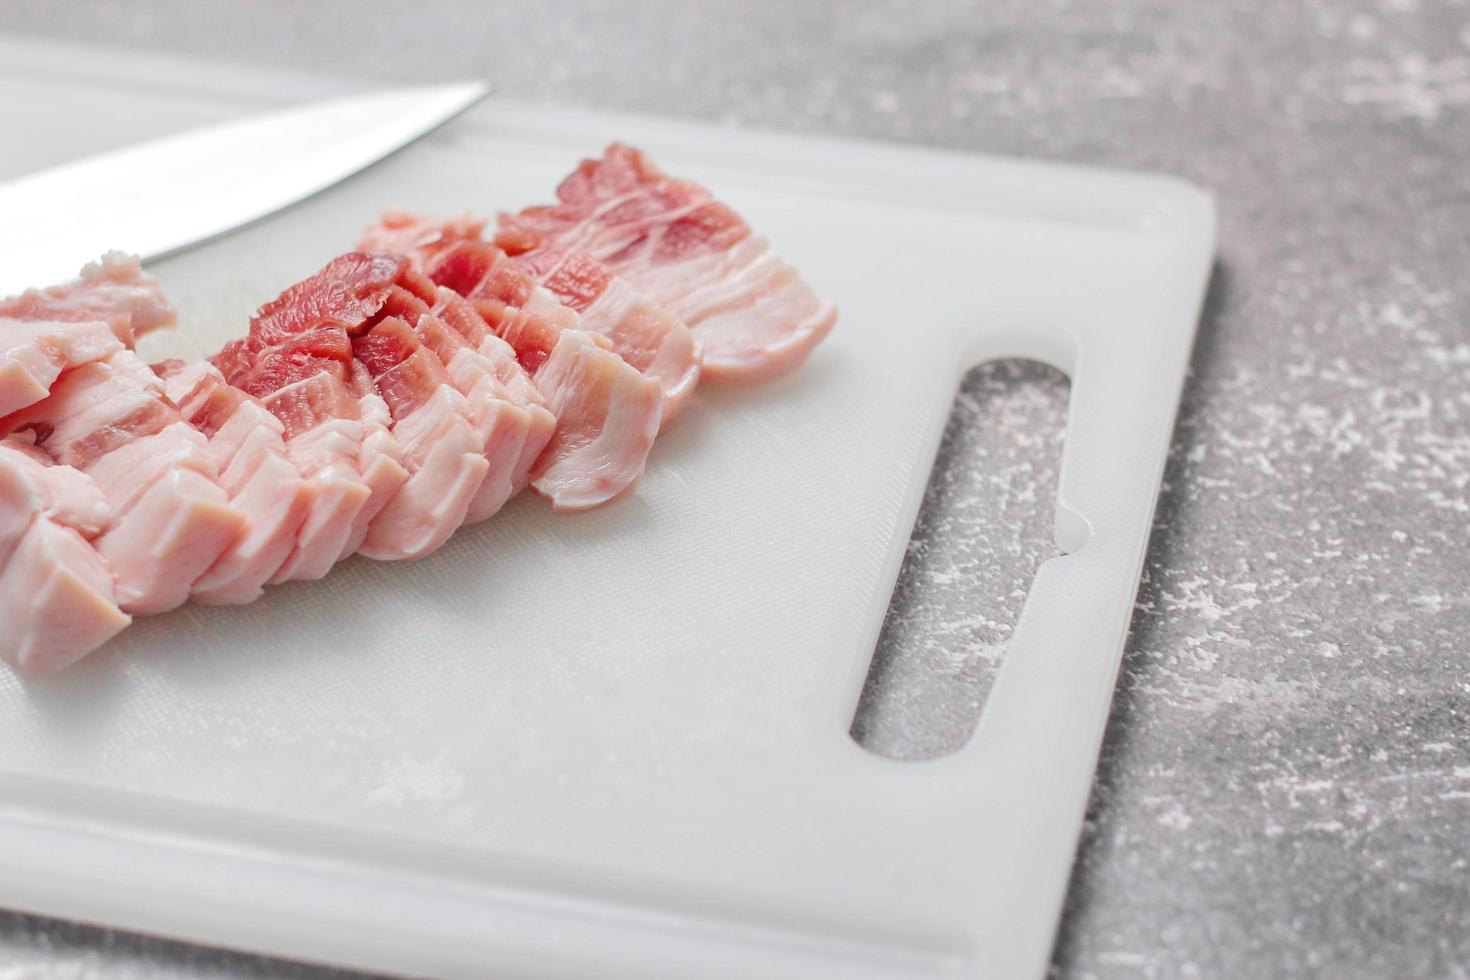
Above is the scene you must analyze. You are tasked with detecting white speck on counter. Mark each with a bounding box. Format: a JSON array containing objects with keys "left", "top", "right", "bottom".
[{"left": 367, "top": 752, "right": 465, "bottom": 807}]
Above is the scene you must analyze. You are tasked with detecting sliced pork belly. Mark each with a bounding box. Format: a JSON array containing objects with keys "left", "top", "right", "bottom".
[
  {"left": 372, "top": 278, "right": 553, "bottom": 522},
  {"left": 344, "top": 372, "right": 411, "bottom": 560},
  {"left": 431, "top": 288, "right": 556, "bottom": 498},
  {"left": 511, "top": 245, "right": 700, "bottom": 425},
  {"left": 261, "top": 373, "right": 382, "bottom": 581},
  {"left": 243, "top": 255, "right": 492, "bottom": 557},
  {"left": 0, "top": 252, "right": 177, "bottom": 346},
  {"left": 0, "top": 508, "right": 129, "bottom": 675},
  {"left": 497, "top": 144, "right": 835, "bottom": 384},
  {"left": 425, "top": 240, "right": 662, "bottom": 511},
  {"left": 219, "top": 252, "right": 505, "bottom": 562},
  {"left": 0, "top": 435, "right": 129, "bottom": 674},
  {"left": 0, "top": 519, "right": 128, "bottom": 674},
  {"left": 0, "top": 317, "right": 124, "bottom": 417},
  {"left": 0, "top": 434, "right": 111, "bottom": 538},
  {"left": 527, "top": 329, "right": 669, "bottom": 509},
  {"left": 159, "top": 361, "right": 312, "bottom": 604},
  {"left": 410, "top": 309, "right": 546, "bottom": 523},
  {"left": 357, "top": 209, "right": 485, "bottom": 269},
  {"left": 349, "top": 316, "right": 487, "bottom": 559},
  {"left": 213, "top": 256, "right": 410, "bottom": 577},
  {"left": 361, "top": 211, "right": 700, "bottom": 425},
  {"left": 2, "top": 350, "right": 245, "bottom": 615}
]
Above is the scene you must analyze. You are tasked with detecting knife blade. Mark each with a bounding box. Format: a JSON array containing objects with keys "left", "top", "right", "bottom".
[{"left": 0, "top": 81, "right": 489, "bottom": 297}]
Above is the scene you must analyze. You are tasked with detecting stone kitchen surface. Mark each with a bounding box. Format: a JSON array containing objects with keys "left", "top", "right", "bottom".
[{"left": 1, "top": 1, "right": 1466, "bottom": 977}]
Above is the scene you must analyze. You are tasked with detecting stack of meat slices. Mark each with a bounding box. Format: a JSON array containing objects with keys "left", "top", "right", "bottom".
[
  {"left": 0, "top": 145, "right": 835, "bottom": 675},
  {"left": 497, "top": 144, "right": 835, "bottom": 384}
]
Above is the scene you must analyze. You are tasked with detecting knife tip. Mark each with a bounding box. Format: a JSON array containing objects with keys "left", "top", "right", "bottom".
[{"left": 445, "top": 79, "right": 493, "bottom": 108}]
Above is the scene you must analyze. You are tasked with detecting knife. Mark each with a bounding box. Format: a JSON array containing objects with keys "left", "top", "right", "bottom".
[{"left": 0, "top": 81, "right": 489, "bottom": 298}]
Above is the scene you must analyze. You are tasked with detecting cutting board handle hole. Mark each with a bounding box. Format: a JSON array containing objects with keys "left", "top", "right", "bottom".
[{"left": 850, "top": 359, "right": 1071, "bottom": 761}]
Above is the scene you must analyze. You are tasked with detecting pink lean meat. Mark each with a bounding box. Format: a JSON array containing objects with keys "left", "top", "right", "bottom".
[
  {"left": 361, "top": 210, "right": 700, "bottom": 426},
  {"left": 497, "top": 144, "right": 834, "bottom": 384},
  {"left": 420, "top": 239, "right": 663, "bottom": 511},
  {"left": 212, "top": 254, "right": 487, "bottom": 564},
  {"left": 395, "top": 292, "right": 553, "bottom": 522}
]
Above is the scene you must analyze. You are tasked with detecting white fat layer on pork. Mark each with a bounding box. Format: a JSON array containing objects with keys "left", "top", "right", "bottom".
[
  {"left": 359, "top": 385, "right": 487, "bottom": 561},
  {"left": 470, "top": 335, "right": 556, "bottom": 497},
  {"left": 573, "top": 273, "right": 701, "bottom": 425},
  {"left": 339, "top": 392, "right": 410, "bottom": 560},
  {"left": 91, "top": 425, "right": 245, "bottom": 614},
  {"left": 528, "top": 330, "right": 662, "bottom": 513},
  {"left": 162, "top": 363, "right": 315, "bottom": 605},
  {"left": 3, "top": 350, "right": 245, "bottom": 615},
  {"left": 440, "top": 345, "right": 533, "bottom": 523},
  {"left": 0, "top": 513, "right": 130, "bottom": 675},
  {"left": 0, "top": 435, "right": 128, "bottom": 675},
  {"left": 273, "top": 415, "right": 373, "bottom": 582},
  {"left": 0, "top": 318, "right": 124, "bottom": 418},
  {"left": 0, "top": 434, "right": 110, "bottom": 538}
]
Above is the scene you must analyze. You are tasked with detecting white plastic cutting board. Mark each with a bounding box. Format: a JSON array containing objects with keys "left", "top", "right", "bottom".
[{"left": 0, "top": 37, "right": 1215, "bottom": 980}]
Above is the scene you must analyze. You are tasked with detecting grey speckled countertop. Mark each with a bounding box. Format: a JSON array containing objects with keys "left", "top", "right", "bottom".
[{"left": 2, "top": 1, "right": 1468, "bottom": 977}]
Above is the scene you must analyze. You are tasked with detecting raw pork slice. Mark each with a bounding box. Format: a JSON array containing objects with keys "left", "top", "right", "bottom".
[
  {"left": 213, "top": 254, "right": 412, "bottom": 575},
  {"left": 497, "top": 144, "right": 835, "bottom": 384},
  {"left": 511, "top": 244, "right": 700, "bottom": 425},
  {"left": 0, "top": 435, "right": 128, "bottom": 674},
  {"left": 349, "top": 314, "right": 487, "bottom": 559},
  {"left": 430, "top": 288, "right": 557, "bottom": 499},
  {"left": 348, "top": 374, "right": 413, "bottom": 559},
  {"left": 1, "top": 262, "right": 245, "bottom": 620},
  {"left": 159, "top": 361, "right": 313, "bottom": 604},
  {"left": 362, "top": 211, "right": 700, "bottom": 425},
  {"left": 409, "top": 301, "right": 551, "bottom": 522},
  {"left": 0, "top": 434, "right": 111, "bottom": 538},
  {"left": 423, "top": 239, "right": 663, "bottom": 511},
  {"left": 2, "top": 349, "right": 246, "bottom": 614},
  {"left": 345, "top": 275, "right": 534, "bottom": 529},
  {"left": 0, "top": 317, "right": 125, "bottom": 417},
  {"left": 357, "top": 210, "right": 484, "bottom": 269},
  {"left": 215, "top": 253, "right": 494, "bottom": 562},
  {"left": 0, "top": 252, "right": 177, "bottom": 347}
]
